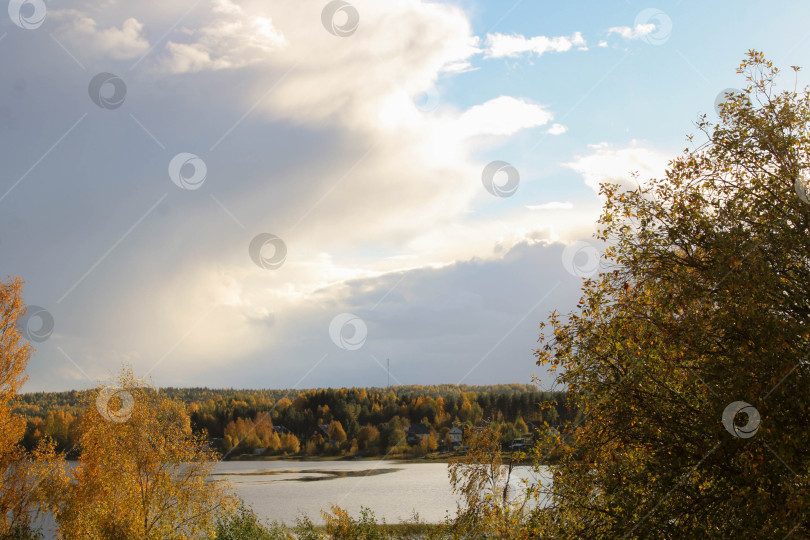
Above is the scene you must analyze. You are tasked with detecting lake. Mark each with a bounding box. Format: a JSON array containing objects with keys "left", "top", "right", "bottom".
[
  {"left": 36, "top": 460, "right": 548, "bottom": 536},
  {"left": 216, "top": 460, "right": 546, "bottom": 525}
]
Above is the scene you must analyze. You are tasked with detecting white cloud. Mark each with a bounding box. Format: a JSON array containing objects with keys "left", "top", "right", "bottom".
[
  {"left": 598, "top": 40, "right": 608, "bottom": 48},
  {"left": 65, "top": 1, "right": 540, "bottom": 370},
  {"left": 565, "top": 141, "right": 671, "bottom": 193},
  {"left": 157, "top": 1, "right": 482, "bottom": 131},
  {"left": 456, "top": 96, "right": 554, "bottom": 137},
  {"left": 484, "top": 31, "right": 586, "bottom": 58},
  {"left": 163, "top": 0, "right": 287, "bottom": 73},
  {"left": 10, "top": 0, "right": 607, "bottom": 390},
  {"left": 50, "top": 10, "right": 150, "bottom": 59},
  {"left": 526, "top": 202, "right": 573, "bottom": 210},
  {"left": 546, "top": 123, "right": 568, "bottom": 135},
  {"left": 607, "top": 23, "right": 655, "bottom": 40}
]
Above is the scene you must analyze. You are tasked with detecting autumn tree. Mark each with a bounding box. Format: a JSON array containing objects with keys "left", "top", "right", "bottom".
[
  {"left": 279, "top": 433, "right": 300, "bottom": 454},
  {"left": 385, "top": 419, "right": 407, "bottom": 453},
  {"left": 534, "top": 52, "right": 810, "bottom": 537},
  {"left": 0, "top": 277, "right": 61, "bottom": 538},
  {"left": 51, "top": 368, "right": 234, "bottom": 539},
  {"left": 329, "top": 420, "right": 347, "bottom": 444},
  {"left": 356, "top": 424, "right": 380, "bottom": 452},
  {"left": 449, "top": 424, "right": 534, "bottom": 537},
  {"left": 223, "top": 414, "right": 277, "bottom": 454}
]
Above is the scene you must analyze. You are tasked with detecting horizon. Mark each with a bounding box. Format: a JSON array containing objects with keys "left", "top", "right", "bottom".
[
  {"left": 3, "top": 0, "right": 809, "bottom": 393},
  {"left": 16, "top": 380, "right": 544, "bottom": 395}
]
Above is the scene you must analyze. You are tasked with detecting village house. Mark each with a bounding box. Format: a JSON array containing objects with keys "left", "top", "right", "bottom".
[
  {"left": 406, "top": 423, "right": 430, "bottom": 444},
  {"left": 448, "top": 426, "right": 463, "bottom": 448},
  {"left": 525, "top": 421, "right": 560, "bottom": 444},
  {"left": 314, "top": 423, "right": 331, "bottom": 439}
]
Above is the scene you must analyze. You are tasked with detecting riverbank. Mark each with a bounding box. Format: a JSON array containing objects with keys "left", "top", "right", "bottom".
[
  {"left": 229, "top": 453, "right": 456, "bottom": 463},
  {"left": 227, "top": 451, "right": 540, "bottom": 465}
]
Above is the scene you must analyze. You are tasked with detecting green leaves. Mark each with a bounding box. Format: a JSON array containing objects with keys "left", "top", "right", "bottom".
[{"left": 533, "top": 52, "right": 810, "bottom": 538}]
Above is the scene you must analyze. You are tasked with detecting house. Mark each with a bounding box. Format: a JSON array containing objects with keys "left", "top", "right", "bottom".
[
  {"left": 252, "top": 447, "right": 266, "bottom": 455},
  {"left": 525, "top": 421, "right": 543, "bottom": 442},
  {"left": 406, "top": 423, "right": 430, "bottom": 444},
  {"left": 448, "top": 426, "right": 463, "bottom": 446},
  {"left": 524, "top": 422, "right": 560, "bottom": 443},
  {"left": 312, "top": 424, "right": 339, "bottom": 447},
  {"left": 510, "top": 437, "right": 526, "bottom": 450},
  {"left": 314, "top": 423, "right": 331, "bottom": 438},
  {"left": 273, "top": 425, "right": 291, "bottom": 434}
]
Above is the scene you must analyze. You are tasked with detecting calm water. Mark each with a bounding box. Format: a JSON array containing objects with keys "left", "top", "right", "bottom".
[
  {"left": 36, "top": 460, "right": 547, "bottom": 536},
  {"left": 215, "top": 460, "right": 547, "bottom": 525}
]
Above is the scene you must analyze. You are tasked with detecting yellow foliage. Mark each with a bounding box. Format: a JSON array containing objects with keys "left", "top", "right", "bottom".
[
  {"left": 0, "top": 277, "right": 63, "bottom": 536},
  {"left": 49, "top": 368, "right": 235, "bottom": 539}
]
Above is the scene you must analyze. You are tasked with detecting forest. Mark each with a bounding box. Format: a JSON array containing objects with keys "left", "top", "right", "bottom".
[{"left": 15, "top": 384, "right": 573, "bottom": 459}]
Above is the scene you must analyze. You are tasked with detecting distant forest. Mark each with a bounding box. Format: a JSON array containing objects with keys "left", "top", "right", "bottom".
[{"left": 15, "top": 384, "right": 574, "bottom": 458}]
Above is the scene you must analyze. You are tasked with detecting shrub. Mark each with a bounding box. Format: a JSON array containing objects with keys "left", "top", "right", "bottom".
[{"left": 215, "top": 501, "right": 291, "bottom": 540}]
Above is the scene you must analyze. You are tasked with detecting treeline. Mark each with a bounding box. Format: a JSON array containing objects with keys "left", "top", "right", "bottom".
[{"left": 15, "top": 384, "right": 573, "bottom": 458}]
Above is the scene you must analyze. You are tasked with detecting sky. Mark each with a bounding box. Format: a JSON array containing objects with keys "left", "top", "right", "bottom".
[{"left": 2, "top": 0, "right": 810, "bottom": 392}]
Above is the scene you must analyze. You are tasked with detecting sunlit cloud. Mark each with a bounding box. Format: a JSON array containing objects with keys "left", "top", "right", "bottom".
[
  {"left": 484, "top": 31, "right": 587, "bottom": 58},
  {"left": 565, "top": 141, "right": 671, "bottom": 193}
]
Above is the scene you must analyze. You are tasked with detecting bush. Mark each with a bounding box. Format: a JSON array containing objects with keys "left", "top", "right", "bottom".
[
  {"left": 322, "top": 506, "right": 387, "bottom": 540},
  {"left": 215, "top": 501, "right": 291, "bottom": 540},
  {"left": 0, "top": 523, "right": 44, "bottom": 540},
  {"left": 292, "top": 515, "right": 321, "bottom": 540}
]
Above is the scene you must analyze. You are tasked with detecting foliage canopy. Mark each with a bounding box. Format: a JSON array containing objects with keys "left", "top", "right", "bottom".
[{"left": 535, "top": 51, "right": 810, "bottom": 538}]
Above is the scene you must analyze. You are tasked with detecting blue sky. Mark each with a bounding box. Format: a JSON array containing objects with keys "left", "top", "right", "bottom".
[{"left": 2, "top": 0, "right": 808, "bottom": 392}]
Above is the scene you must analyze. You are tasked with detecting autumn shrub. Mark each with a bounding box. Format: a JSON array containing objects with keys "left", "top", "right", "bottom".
[{"left": 215, "top": 501, "right": 292, "bottom": 540}]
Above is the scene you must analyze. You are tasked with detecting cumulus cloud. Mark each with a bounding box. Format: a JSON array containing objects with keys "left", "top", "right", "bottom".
[
  {"left": 607, "top": 23, "right": 656, "bottom": 40},
  {"left": 484, "top": 31, "right": 586, "bottom": 58},
  {"left": 50, "top": 10, "right": 150, "bottom": 60},
  {"left": 3, "top": 0, "right": 602, "bottom": 391},
  {"left": 255, "top": 239, "right": 586, "bottom": 388},
  {"left": 162, "top": 0, "right": 287, "bottom": 73},
  {"left": 456, "top": 96, "right": 554, "bottom": 137},
  {"left": 546, "top": 123, "right": 568, "bottom": 135},
  {"left": 565, "top": 141, "right": 671, "bottom": 193},
  {"left": 155, "top": 1, "right": 482, "bottom": 131}
]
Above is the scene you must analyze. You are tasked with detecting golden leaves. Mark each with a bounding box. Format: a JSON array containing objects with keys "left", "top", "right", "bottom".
[{"left": 52, "top": 369, "right": 235, "bottom": 539}]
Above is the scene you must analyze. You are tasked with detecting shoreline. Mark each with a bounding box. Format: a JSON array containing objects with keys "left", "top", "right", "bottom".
[{"left": 225, "top": 452, "right": 541, "bottom": 465}]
